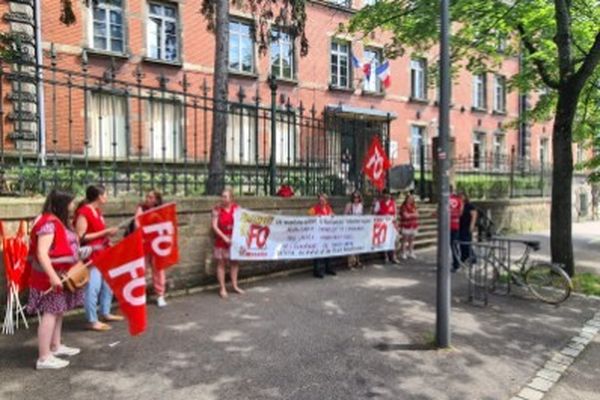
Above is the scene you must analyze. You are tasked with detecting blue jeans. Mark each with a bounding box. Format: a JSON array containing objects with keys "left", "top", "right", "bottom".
[{"left": 84, "top": 266, "right": 113, "bottom": 323}]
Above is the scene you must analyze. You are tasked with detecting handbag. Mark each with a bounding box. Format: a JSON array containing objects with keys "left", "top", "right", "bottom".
[{"left": 61, "top": 261, "right": 90, "bottom": 293}]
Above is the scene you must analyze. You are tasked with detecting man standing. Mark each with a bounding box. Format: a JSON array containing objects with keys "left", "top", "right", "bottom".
[
  {"left": 449, "top": 185, "right": 463, "bottom": 272},
  {"left": 458, "top": 191, "right": 478, "bottom": 267}
]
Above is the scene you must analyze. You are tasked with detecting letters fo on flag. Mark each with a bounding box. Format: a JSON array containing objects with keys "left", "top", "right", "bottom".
[
  {"left": 362, "top": 136, "right": 391, "bottom": 190},
  {"left": 92, "top": 230, "right": 147, "bottom": 336},
  {"left": 137, "top": 202, "right": 180, "bottom": 270}
]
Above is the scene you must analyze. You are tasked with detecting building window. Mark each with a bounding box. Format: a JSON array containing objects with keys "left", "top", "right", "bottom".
[
  {"left": 276, "top": 112, "right": 298, "bottom": 165},
  {"left": 229, "top": 20, "right": 254, "bottom": 73},
  {"left": 88, "top": 92, "right": 127, "bottom": 158},
  {"left": 410, "top": 125, "right": 426, "bottom": 169},
  {"left": 363, "top": 0, "right": 377, "bottom": 6},
  {"left": 540, "top": 138, "right": 549, "bottom": 164},
  {"left": 473, "top": 132, "right": 486, "bottom": 169},
  {"left": 410, "top": 58, "right": 427, "bottom": 100},
  {"left": 576, "top": 144, "right": 584, "bottom": 164},
  {"left": 493, "top": 134, "right": 505, "bottom": 170},
  {"left": 271, "top": 29, "right": 295, "bottom": 80},
  {"left": 493, "top": 75, "right": 506, "bottom": 113},
  {"left": 329, "top": 0, "right": 352, "bottom": 7},
  {"left": 227, "top": 106, "right": 257, "bottom": 164},
  {"left": 330, "top": 40, "right": 351, "bottom": 89},
  {"left": 147, "top": 100, "right": 183, "bottom": 160},
  {"left": 362, "top": 48, "right": 382, "bottom": 93},
  {"left": 147, "top": 2, "right": 179, "bottom": 62},
  {"left": 497, "top": 35, "right": 507, "bottom": 52},
  {"left": 91, "top": 0, "right": 125, "bottom": 53},
  {"left": 473, "top": 73, "right": 487, "bottom": 110}
]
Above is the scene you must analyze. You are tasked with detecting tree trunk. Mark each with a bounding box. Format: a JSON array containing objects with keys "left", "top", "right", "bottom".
[
  {"left": 206, "top": 0, "right": 229, "bottom": 195},
  {"left": 550, "top": 89, "right": 578, "bottom": 276}
]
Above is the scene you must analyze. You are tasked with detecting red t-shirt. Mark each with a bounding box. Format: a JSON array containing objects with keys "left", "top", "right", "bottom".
[
  {"left": 449, "top": 194, "right": 463, "bottom": 232},
  {"left": 75, "top": 204, "right": 109, "bottom": 256},
  {"left": 375, "top": 199, "right": 396, "bottom": 216},
  {"left": 213, "top": 203, "right": 238, "bottom": 249},
  {"left": 400, "top": 203, "right": 419, "bottom": 229},
  {"left": 309, "top": 203, "right": 334, "bottom": 216}
]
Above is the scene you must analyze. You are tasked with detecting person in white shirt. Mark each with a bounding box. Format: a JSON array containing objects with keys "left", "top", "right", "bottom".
[{"left": 344, "top": 191, "right": 364, "bottom": 268}]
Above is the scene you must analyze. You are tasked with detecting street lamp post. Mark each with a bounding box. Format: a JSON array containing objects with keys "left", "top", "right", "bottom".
[{"left": 436, "top": 0, "right": 451, "bottom": 348}]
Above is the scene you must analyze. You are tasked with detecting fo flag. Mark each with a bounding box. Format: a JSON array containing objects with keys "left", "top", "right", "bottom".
[
  {"left": 93, "top": 230, "right": 147, "bottom": 336},
  {"left": 362, "top": 136, "right": 391, "bottom": 190},
  {"left": 137, "top": 202, "right": 179, "bottom": 270}
]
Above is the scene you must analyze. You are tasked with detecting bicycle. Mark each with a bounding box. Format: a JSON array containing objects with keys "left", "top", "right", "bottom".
[{"left": 453, "top": 238, "right": 573, "bottom": 305}]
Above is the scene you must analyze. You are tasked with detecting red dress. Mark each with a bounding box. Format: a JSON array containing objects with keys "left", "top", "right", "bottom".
[
  {"left": 213, "top": 203, "right": 239, "bottom": 249},
  {"left": 75, "top": 204, "right": 110, "bottom": 257},
  {"left": 375, "top": 199, "right": 396, "bottom": 216}
]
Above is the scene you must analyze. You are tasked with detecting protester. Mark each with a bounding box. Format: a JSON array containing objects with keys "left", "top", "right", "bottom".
[
  {"left": 26, "top": 190, "right": 83, "bottom": 370},
  {"left": 344, "top": 190, "right": 364, "bottom": 268},
  {"left": 276, "top": 183, "right": 295, "bottom": 198},
  {"left": 458, "top": 191, "right": 478, "bottom": 267},
  {"left": 372, "top": 189, "right": 400, "bottom": 264},
  {"left": 399, "top": 192, "right": 419, "bottom": 260},
  {"left": 309, "top": 193, "right": 336, "bottom": 278},
  {"left": 131, "top": 190, "right": 168, "bottom": 307},
  {"left": 75, "top": 185, "right": 122, "bottom": 331},
  {"left": 449, "top": 185, "right": 464, "bottom": 272},
  {"left": 212, "top": 187, "right": 244, "bottom": 298}
]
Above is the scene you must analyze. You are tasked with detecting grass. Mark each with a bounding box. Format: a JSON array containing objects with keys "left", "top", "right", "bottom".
[{"left": 571, "top": 272, "right": 600, "bottom": 297}]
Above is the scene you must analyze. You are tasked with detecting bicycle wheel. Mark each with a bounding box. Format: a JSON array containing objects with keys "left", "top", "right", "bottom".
[{"left": 525, "top": 263, "right": 572, "bottom": 304}]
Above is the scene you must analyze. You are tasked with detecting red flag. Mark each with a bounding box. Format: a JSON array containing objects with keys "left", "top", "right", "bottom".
[
  {"left": 362, "top": 136, "right": 391, "bottom": 190},
  {"left": 93, "top": 230, "right": 147, "bottom": 336},
  {"left": 137, "top": 202, "right": 179, "bottom": 270}
]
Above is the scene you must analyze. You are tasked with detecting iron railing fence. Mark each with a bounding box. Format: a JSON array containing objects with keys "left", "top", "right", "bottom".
[{"left": 0, "top": 48, "right": 389, "bottom": 197}]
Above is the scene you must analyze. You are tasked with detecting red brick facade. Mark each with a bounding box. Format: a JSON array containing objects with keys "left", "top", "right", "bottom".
[{"left": 1, "top": 0, "right": 554, "bottom": 167}]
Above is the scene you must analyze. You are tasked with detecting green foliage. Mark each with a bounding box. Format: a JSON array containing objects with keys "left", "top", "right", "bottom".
[{"left": 572, "top": 272, "right": 600, "bottom": 297}]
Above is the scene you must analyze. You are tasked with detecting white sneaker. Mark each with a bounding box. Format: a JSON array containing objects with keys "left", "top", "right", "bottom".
[
  {"left": 36, "top": 355, "right": 70, "bottom": 370},
  {"left": 157, "top": 296, "right": 167, "bottom": 307},
  {"left": 52, "top": 344, "right": 81, "bottom": 357},
  {"left": 401, "top": 252, "right": 407, "bottom": 260},
  {"left": 409, "top": 252, "right": 416, "bottom": 259}
]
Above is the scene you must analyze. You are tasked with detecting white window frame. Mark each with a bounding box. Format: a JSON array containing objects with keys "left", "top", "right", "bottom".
[
  {"left": 88, "top": 91, "right": 128, "bottom": 159},
  {"left": 275, "top": 111, "right": 299, "bottom": 165},
  {"left": 473, "top": 73, "right": 487, "bottom": 109},
  {"left": 89, "top": 0, "right": 125, "bottom": 53},
  {"left": 410, "top": 58, "right": 427, "bottom": 100},
  {"left": 147, "top": 2, "right": 179, "bottom": 62},
  {"left": 146, "top": 98, "right": 184, "bottom": 160},
  {"left": 330, "top": 40, "right": 351, "bottom": 89},
  {"left": 540, "top": 138, "right": 549, "bottom": 164},
  {"left": 473, "top": 132, "right": 486, "bottom": 169},
  {"left": 229, "top": 20, "right": 255, "bottom": 74},
  {"left": 270, "top": 29, "right": 295, "bottom": 80},
  {"left": 362, "top": 48, "right": 382, "bottom": 93},
  {"left": 226, "top": 105, "right": 257, "bottom": 164},
  {"left": 493, "top": 74, "right": 507, "bottom": 113},
  {"left": 493, "top": 133, "right": 505, "bottom": 170},
  {"left": 410, "top": 125, "right": 426, "bottom": 169}
]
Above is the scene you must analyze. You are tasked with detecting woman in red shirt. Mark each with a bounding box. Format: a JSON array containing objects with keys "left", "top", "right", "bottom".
[
  {"left": 212, "top": 187, "right": 244, "bottom": 298},
  {"left": 399, "top": 192, "right": 419, "bottom": 259},
  {"left": 372, "top": 189, "right": 400, "bottom": 264},
  {"left": 131, "top": 190, "right": 168, "bottom": 307},
  {"left": 26, "top": 190, "right": 83, "bottom": 369},
  {"left": 75, "top": 185, "right": 121, "bottom": 331},
  {"left": 309, "top": 193, "right": 336, "bottom": 278}
]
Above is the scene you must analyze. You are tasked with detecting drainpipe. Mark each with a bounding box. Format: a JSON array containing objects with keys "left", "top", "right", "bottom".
[
  {"left": 34, "top": 0, "right": 46, "bottom": 166},
  {"left": 518, "top": 47, "right": 526, "bottom": 162}
]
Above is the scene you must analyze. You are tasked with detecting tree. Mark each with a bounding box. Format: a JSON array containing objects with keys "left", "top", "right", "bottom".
[
  {"left": 347, "top": 0, "right": 600, "bottom": 276},
  {"left": 200, "top": 0, "right": 309, "bottom": 195}
]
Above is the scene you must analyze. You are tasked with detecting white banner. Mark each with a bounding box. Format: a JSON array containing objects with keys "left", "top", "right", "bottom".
[{"left": 230, "top": 209, "right": 397, "bottom": 261}]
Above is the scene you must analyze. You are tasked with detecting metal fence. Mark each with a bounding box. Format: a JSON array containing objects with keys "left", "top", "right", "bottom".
[
  {"left": 412, "top": 146, "right": 553, "bottom": 200},
  {"left": 0, "top": 48, "right": 393, "bottom": 197}
]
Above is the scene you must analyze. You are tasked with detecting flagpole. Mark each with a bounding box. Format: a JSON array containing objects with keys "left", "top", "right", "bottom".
[{"left": 436, "top": 0, "right": 451, "bottom": 348}]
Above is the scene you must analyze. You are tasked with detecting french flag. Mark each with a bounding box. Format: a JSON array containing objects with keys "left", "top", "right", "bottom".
[
  {"left": 353, "top": 55, "right": 372, "bottom": 81},
  {"left": 352, "top": 55, "right": 362, "bottom": 69},
  {"left": 376, "top": 61, "right": 391, "bottom": 89}
]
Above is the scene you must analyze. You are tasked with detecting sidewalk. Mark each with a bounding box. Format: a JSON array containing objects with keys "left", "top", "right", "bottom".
[{"left": 0, "top": 253, "right": 598, "bottom": 400}]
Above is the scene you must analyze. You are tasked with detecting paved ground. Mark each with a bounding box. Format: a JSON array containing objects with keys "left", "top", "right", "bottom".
[
  {"left": 1, "top": 251, "right": 599, "bottom": 400},
  {"left": 514, "top": 220, "right": 600, "bottom": 275}
]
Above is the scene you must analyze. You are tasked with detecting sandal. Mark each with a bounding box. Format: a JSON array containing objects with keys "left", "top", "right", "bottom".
[
  {"left": 87, "top": 322, "right": 112, "bottom": 332},
  {"left": 101, "top": 314, "right": 124, "bottom": 322}
]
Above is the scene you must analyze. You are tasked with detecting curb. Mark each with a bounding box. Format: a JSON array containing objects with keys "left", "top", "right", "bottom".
[{"left": 510, "top": 311, "right": 600, "bottom": 400}]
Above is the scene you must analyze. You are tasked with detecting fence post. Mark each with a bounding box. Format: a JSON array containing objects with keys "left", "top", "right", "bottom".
[
  {"left": 540, "top": 152, "right": 545, "bottom": 197},
  {"left": 419, "top": 139, "right": 425, "bottom": 200},
  {"left": 269, "top": 75, "right": 277, "bottom": 196},
  {"left": 509, "top": 145, "right": 515, "bottom": 198}
]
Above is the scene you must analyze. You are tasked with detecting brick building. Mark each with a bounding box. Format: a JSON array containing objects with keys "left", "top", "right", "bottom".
[{"left": 0, "top": 0, "right": 575, "bottom": 199}]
